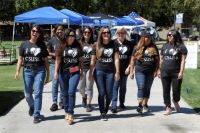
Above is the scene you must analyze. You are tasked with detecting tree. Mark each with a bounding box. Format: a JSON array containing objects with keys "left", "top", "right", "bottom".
[{"left": 0, "top": 0, "right": 15, "bottom": 21}]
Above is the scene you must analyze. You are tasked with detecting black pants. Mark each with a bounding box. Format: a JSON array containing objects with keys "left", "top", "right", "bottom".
[{"left": 161, "top": 70, "right": 182, "bottom": 108}]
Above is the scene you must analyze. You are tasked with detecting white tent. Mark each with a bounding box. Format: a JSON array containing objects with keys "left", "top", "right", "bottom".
[{"left": 137, "top": 17, "right": 156, "bottom": 27}]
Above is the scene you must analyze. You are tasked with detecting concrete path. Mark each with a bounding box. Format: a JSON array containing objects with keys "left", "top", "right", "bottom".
[{"left": 0, "top": 78, "right": 200, "bottom": 133}]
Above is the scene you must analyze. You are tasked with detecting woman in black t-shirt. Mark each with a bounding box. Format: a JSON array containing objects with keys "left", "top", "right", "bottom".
[
  {"left": 130, "top": 29, "right": 159, "bottom": 114},
  {"left": 77, "top": 27, "right": 94, "bottom": 112},
  {"left": 15, "top": 25, "right": 49, "bottom": 124},
  {"left": 47, "top": 25, "right": 65, "bottom": 111},
  {"left": 54, "top": 28, "right": 83, "bottom": 125},
  {"left": 157, "top": 30, "right": 187, "bottom": 115},
  {"left": 111, "top": 27, "right": 133, "bottom": 113},
  {"left": 89, "top": 27, "right": 120, "bottom": 121}
]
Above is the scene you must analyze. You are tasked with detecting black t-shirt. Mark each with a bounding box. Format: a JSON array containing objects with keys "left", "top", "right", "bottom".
[
  {"left": 114, "top": 39, "right": 133, "bottom": 75},
  {"left": 133, "top": 44, "right": 159, "bottom": 74},
  {"left": 19, "top": 40, "right": 48, "bottom": 67},
  {"left": 91, "top": 40, "right": 119, "bottom": 72},
  {"left": 47, "top": 36, "right": 61, "bottom": 64},
  {"left": 57, "top": 43, "right": 83, "bottom": 71},
  {"left": 161, "top": 43, "right": 188, "bottom": 72},
  {"left": 82, "top": 42, "right": 93, "bottom": 70}
]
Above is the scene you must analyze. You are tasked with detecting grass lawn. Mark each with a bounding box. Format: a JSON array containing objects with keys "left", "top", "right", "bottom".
[
  {"left": 0, "top": 64, "right": 24, "bottom": 116},
  {"left": 181, "top": 52, "right": 200, "bottom": 113},
  {"left": 0, "top": 40, "right": 24, "bottom": 116}
]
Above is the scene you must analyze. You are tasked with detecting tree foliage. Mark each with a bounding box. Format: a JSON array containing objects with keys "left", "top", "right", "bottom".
[{"left": 0, "top": 0, "right": 200, "bottom": 27}]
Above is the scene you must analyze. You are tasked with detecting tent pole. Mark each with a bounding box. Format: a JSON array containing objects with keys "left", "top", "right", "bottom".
[
  {"left": 51, "top": 25, "right": 53, "bottom": 37},
  {"left": 11, "top": 22, "right": 16, "bottom": 55},
  {"left": 68, "top": 18, "right": 70, "bottom": 28},
  {"left": 81, "top": 19, "right": 83, "bottom": 30}
]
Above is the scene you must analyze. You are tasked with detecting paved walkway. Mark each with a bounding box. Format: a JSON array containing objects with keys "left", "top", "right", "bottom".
[{"left": 0, "top": 78, "right": 200, "bottom": 133}]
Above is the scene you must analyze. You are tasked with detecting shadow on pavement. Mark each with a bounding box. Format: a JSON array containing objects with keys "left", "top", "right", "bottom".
[{"left": 0, "top": 90, "right": 24, "bottom": 116}]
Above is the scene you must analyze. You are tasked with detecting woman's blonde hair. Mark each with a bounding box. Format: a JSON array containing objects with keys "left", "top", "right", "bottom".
[
  {"left": 134, "top": 36, "right": 158, "bottom": 59},
  {"left": 115, "top": 27, "right": 130, "bottom": 40}
]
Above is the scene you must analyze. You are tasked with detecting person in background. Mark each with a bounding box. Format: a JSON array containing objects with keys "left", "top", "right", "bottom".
[
  {"left": 130, "top": 29, "right": 159, "bottom": 114},
  {"left": 89, "top": 27, "right": 120, "bottom": 121},
  {"left": 111, "top": 27, "right": 133, "bottom": 113},
  {"left": 15, "top": 25, "right": 49, "bottom": 123},
  {"left": 75, "top": 28, "right": 83, "bottom": 42},
  {"left": 77, "top": 27, "right": 94, "bottom": 112},
  {"left": 54, "top": 28, "right": 83, "bottom": 125},
  {"left": 47, "top": 25, "right": 65, "bottom": 111},
  {"left": 157, "top": 30, "right": 187, "bottom": 115}
]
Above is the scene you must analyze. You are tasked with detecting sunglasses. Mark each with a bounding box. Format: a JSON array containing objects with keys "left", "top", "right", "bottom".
[
  {"left": 117, "top": 32, "right": 125, "bottom": 35},
  {"left": 69, "top": 34, "right": 75, "bottom": 37},
  {"left": 84, "top": 31, "right": 91, "bottom": 34},
  {"left": 167, "top": 34, "right": 173, "bottom": 37},
  {"left": 102, "top": 31, "right": 110, "bottom": 35},
  {"left": 31, "top": 30, "right": 39, "bottom": 33}
]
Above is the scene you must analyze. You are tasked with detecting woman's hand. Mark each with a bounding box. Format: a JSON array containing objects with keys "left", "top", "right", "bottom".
[
  {"left": 54, "top": 72, "right": 58, "bottom": 80},
  {"left": 157, "top": 69, "right": 161, "bottom": 78},
  {"left": 15, "top": 72, "right": 20, "bottom": 80},
  {"left": 125, "top": 67, "right": 130, "bottom": 75},
  {"left": 130, "top": 72, "right": 134, "bottom": 79},
  {"left": 178, "top": 72, "right": 183, "bottom": 79},
  {"left": 89, "top": 71, "right": 94, "bottom": 81},
  {"left": 115, "top": 72, "right": 120, "bottom": 81}
]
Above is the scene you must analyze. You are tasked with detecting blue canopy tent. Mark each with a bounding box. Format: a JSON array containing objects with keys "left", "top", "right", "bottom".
[
  {"left": 122, "top": 16, "right": 144, "bottom": 25},
  {"left": 94, "top": 17, "right": 144, "bottom": 27},
  {"left": 12, "top": 6, "right": 74, "bottom": 52},
  {"left": 60, "top": 9, "right": 94, "bottom": 28}
]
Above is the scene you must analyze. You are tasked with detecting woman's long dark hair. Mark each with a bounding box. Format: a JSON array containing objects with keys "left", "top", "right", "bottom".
[
  {"left": 30, "top": 24, "right": 48, "bottom": 55},
  {"left": 65, "top": 28, "right": 82, "bottom": 49},
  {"left": 167, "top": 30, "right": 183, "bottom": 45},
  {"left": 80, "top": 27, "right": 94, "bottom": 45}
]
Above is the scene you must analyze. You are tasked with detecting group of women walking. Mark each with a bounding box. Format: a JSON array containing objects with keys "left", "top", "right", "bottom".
[{"left": 15, "top": 24, "right": 187, "bottom": 125}]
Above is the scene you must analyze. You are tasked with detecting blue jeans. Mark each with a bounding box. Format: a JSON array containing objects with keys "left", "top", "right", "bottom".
[
  {"left": 23, "top": 66, "right": 46, "bottom": 118},
  {"left": 135, "top": 71, "right": 154, "bottom": 99},
  {"left": 59, "top": 70, "right": 80, "bottom": 115},
  {"left": 50, "top": 64, "right": 63, "bottom": 104},
  {"left": 93, "top": 69, "right": 114, "bottom": 114},
  {"left": 111, "top": 74, "right": 128, "bottom": 108}
]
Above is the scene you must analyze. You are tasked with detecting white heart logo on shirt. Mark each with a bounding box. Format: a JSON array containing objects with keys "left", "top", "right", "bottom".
[
  {"left": 169, "top": 48, "right": 178, "bottom": 56},
  {"left": 119, "top": 46, "right": 128, "bottom": 54},
  {"left": 104, "top": 48, "right": 113, "bottom": 57},
  {"left": 68, "top": 49, "right": 78, "bottom": 57},
  {"left": 83, "top": 46, "right": 92, "bottom": 54},
  {"left": 30, "top": 47, "right": 41, "bottom": 56}
]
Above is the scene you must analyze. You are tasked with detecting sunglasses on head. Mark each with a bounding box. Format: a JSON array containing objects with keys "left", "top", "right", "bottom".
[{"left": 31, "top": 30, "right": 39, "bottom": 33}]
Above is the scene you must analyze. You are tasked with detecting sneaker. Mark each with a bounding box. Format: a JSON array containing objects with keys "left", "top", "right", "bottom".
[
  {"left": 173, "top": 101, "right": 180, "bottom": 112},
  {"left": 67, "top": 114, "right": 74, "bottom": 125},
  {"left": 119, "top": 104, "right": 126, "bottom": 109},
  {"left": 111, "top": 107, "right": 117, "bottom": 113},
  {"left": 28, "top": 107, "right": 34, "bottom": 116},
  {"left": 50, "top": 103, "right": 58, "bottom": 112},
  {"left": 59, "top": 102, "right": 64, "bottom": 109},
  {"left": 136, "top": 105, "right": 143, "bottom": 114},
  {"left": 100, "top": 113, "right": 108, "bottom": 121},
  {"left": 65, "top": 113, "right": 69, "bottom": 120},
  {"left": 164, "top": 107, "right": 172, "bottom": 115},
  {"left": 82, "top": 97, "right": 87, "bottom": 107},
  {"left": 33, "top": 117, "right": 40, "bottom": 124},
  {"left": 143, "top": 105, "right": 149, "bottom": 113},
  {"left": 86, "top": 105, "right": 93, "bottom": 112}
]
